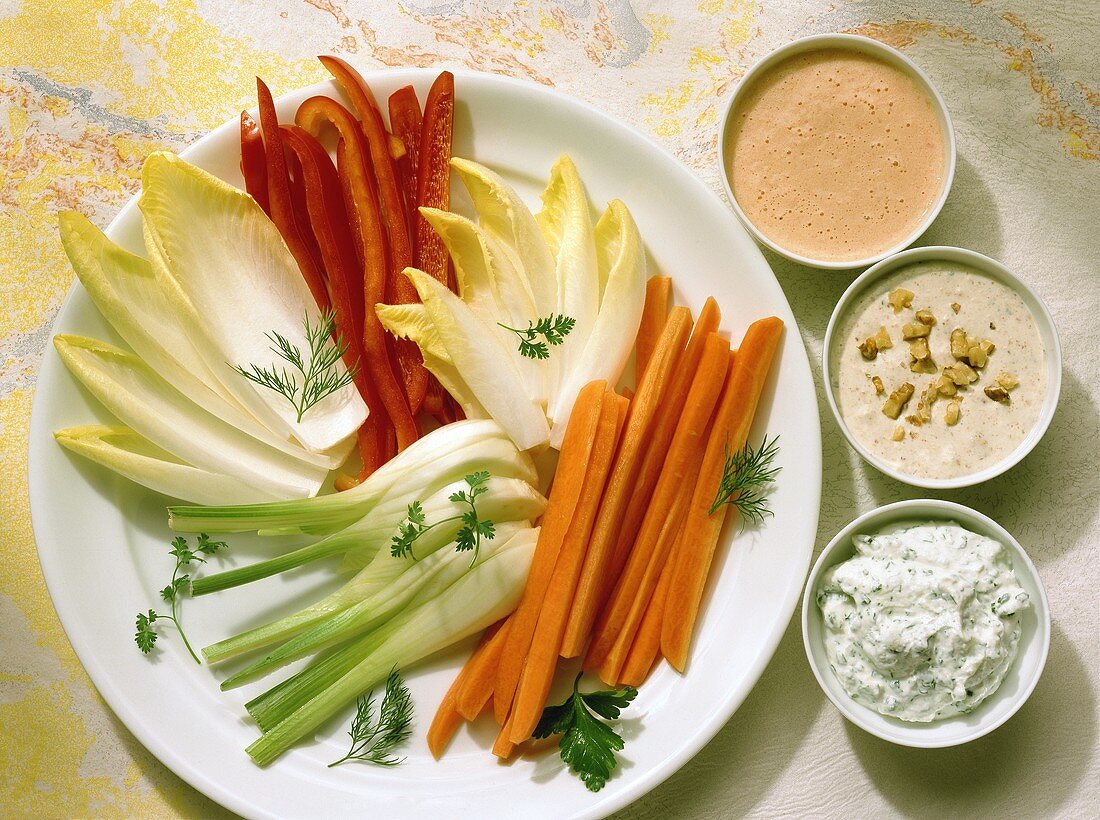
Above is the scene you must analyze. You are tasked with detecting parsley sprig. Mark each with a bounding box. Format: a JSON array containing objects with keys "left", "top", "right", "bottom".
[
  {"left": 709, "top": 435, "right": 781, "bottom": 522},
  {"left": 534, "top": 673, "right": 638, "bottom": 792},
  {"left": 234, "top": 310, "right": 358, "bottom": 423},
  {"left": 498, "top": 314, "right": 576, "bottom": 359},
  {"left": 391, "top": 472, "right": 496, "bottom": 567},
  {"left": 134, "top": 533, "right": 227, "bottom": 663},
  {"left": 329, "top": 669, "right": 413, "bottom": 768}
]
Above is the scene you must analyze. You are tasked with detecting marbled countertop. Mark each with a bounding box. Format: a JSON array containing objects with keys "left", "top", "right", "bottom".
[{"left": 2, "top": 1, "right": 1096, "bottom": 817}]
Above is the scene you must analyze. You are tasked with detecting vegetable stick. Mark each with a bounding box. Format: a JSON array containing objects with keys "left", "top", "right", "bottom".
[
  {"left": 426, "top": 677, "right": 466, "bottom": 759},
  {"left": 493, "top": 380, "right": 607, "bottom": 724},
  {"left": 493, "top": 714, "right": 517, "bottom": 759},
  {"left": 296, "top": 96, "right": 419, "bottom": 451},
  {"left": 636, "top": 276, "right": 671, "bottom": 379},
  {"left": 388, "top": 85, "right": 423, "bottom": 245},
  {"left": 508, "top": 393, "right": 627, "bottom": 744},
  {"left": 455, "top": 619, "right": 512, "bottom": 721},
  {"left": 416, "top": 72, "right": 456, "bottom": 292},
  {"left": 256, "top": 79, "right": 331, "bottom": 314},
  {"left": 559, "top": 307, "right": 693, "bottom": 657},
  {"left": 618, "top": 543, "right": 674, "bottom": 687},
  {"left": 585, "top": 333, "right": 730, "bottom": 677},
  {"left": 661, "top": 317, "right": 783, "bottom": 672},
  {"left": 319, "top": 56, "right": 429, "bottom": 416},
  {"left": 239, "top": 111, "right": 269, "bottom": 215}
]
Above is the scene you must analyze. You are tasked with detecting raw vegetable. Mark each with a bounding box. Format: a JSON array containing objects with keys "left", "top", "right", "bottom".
[
  {"left": 636, "top": 276, "right": 671, "bottom": 379},
  {"left": 239, "top": 110, "right": 269, "bottom": 215},
  {"left": 532, "top": 673, "right": 637, "bottom": 793},
  {"left": 245, "top": 528, "right": 537, "bottom": 766},
  {"left": 328, "top": 668, "right": 412, "bottom": 767},
  {"left": 454, "top": 620, "right": 510, "bottom": 721},
  {"left": 416, "top": 71, "right": 456, "bottom": 291},
  {"left": 134, "top": 534, "right": 227, "bottom": 663},
  {"left": 661, "top": 317, "right": 783, "bottom": 671},
  {"left": 618, "top": 553, "right": 672, "bottom": 687}
]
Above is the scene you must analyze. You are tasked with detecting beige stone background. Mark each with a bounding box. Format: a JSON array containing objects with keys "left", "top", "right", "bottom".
[{"left": 2, "top": 1, "right": 1097, "bottom": 817}]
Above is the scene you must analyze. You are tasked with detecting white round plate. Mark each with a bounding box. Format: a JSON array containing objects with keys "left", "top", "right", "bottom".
[{"left": 29, "top": 69, "right": 821, "bottom": 819}]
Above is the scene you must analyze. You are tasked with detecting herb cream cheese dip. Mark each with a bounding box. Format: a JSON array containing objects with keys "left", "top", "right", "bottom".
[
  {"left": 817, "top": 522, "right": 1030, "bottom": 722},
  {"left": 725, "top": 47, "right": 946, "bottom": 263},
  {"left": 833, "top": 260, "right": 1047, "bottom": 481}
]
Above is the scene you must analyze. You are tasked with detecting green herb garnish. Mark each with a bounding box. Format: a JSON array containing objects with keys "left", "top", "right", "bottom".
[
  {"left": 498, "top": 314, "right": 576, "bottom": 359},
  {"left": 234, "top": 309, "right": 358, "bottom": 423},
  {"left": 328, "top": 669, "right": 413, "bottom": 768},
  {"left": 709, "top": 435, "right": 781, "bottom": 522},
  {"left": 533, "top": 673, "right": 638, "bottom": 792},
  {"left": 391, "top": 471, "right": 495, "bottom": 566},
  {"left": 134, "top": 533, "right": 227, "bottom": 663}
]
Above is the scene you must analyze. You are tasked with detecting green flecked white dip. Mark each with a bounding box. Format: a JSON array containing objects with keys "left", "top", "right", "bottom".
[
  {"left": 816, "top": 521, "right": 1030, "bottom": 723},
  {"left": 832, "top": 260, "right": 1046, "bottom": 480}
]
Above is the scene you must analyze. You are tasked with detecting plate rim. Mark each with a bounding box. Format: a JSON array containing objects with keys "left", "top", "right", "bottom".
[{"left": 28, "top": 66, "right": 822, "bottom": 819}]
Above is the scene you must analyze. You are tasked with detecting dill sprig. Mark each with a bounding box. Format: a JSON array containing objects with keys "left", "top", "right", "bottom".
[
  {"left": 328, "top": 669, "right": 413, "bottom": 768},
  {"left": 391, "top": 471, "right": 495, "bottom": 567},
  {"left": 709, "top": 435, "right": 781, "bottom": 523},
  {"left": 498, "top": 314, "right": 576, "bottom": 359},
  {"left": 234, "top": 310, "right": 358, "bottom": 423},
  {"left": 134, "top": 533, "right": 227, "bottom": 663}
]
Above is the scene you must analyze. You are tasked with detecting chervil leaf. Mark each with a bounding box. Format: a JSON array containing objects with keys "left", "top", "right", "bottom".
[
  {"left": 535, "top": 674, "right": 637, "bottom": 792},
  {"left": 389, "top": 472, "right": 496, "bottom": 566},
  {"left": 498, "top": 315, "right": 575, "bottom": 359},
  {"left": 196, "top": 533, "right": 228, "bottom": 556},
  {"left": 134, "top": 610, "right": 159, "bottom": 653},
  {"left": 406, "top": 500, "right": 425, "bottom": 526}
]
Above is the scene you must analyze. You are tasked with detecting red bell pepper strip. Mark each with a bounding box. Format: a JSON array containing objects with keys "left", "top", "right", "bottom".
[
  {"left": 255, "top": 78, "right": 330, "bottom": 314},
  {"left": 417, "top": 71, "right": 456, "bottom": 292},
  {"left": 239, "top": 110, "right": 269, "bottom": 215},
  {"left": 296, "top": 94, "right": 419, "bottom": 452},
  {"left": 284, "top": 147, "right": 326, "bottom": 296},
  {"left": 318, "top": 55, "right": 428, "bottom": 416},
  {"left": 388, "top": 85, "right": 423, "bottom": 241}
]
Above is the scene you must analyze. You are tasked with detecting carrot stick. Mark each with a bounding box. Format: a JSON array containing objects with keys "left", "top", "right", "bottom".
[
  {"left": 619, "top": 541, "right": 675, "bottom": 687},
  {"left": 560, "top": 305, "right": 698, "bottom": 657},
  {"left": 585, "top": 333, "right": 731, "bottom": 678},
  {"left": 493, "top": 714, "right": 517, "bottom": 759},
  {"left": 455, "top": 619, "right": 512, "bottom": 721},
  {"left": 661, "top": 317, "right": 783, "bottom": 672},
  {"left": 508, "top": 394, "right": 628, "bottom": 744},
  {"left": 426, "top": 621, "right": 506, "bottom": 758},
  {"left": 492, "top": 381, "right": 607, "bottom": 724},
  {"left": 636, "top": 276, "right": 671, "bottom": 379}
]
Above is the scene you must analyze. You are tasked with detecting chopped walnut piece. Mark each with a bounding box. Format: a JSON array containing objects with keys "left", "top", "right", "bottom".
[
  {"left": 951, "top": 302, "right": 961, "bottom": 314},
  {"left": 996, "top": 372, "right": 1019, "bottom": 390},
  {"left": 882, "top": 382, "right": 915, "bottom": 419},
  {"left": 891, "top": 425, "right": 905, "bottom": 441},
  {"left": 944, "top": 361, "right": 979, "bottom": 386},
  {"left": 902, "top": 322, "right": 931, "bottom": 339},
  {"left": 967, "top": 344, "right": 988, "bottom": 369},
  {"left": 915, "top": 309, "right": 937, "bottom": 326},
  {"left": 887, "top": 288, "right": 915, "bottom": 313},
  {"left": 909, "top": 337, "right": 930, "bottom": 360},
  {"left": 874, "top": 326, "right": 893, "bottom": 350},
  {"left": 979, "top": 339, "right": 996, "bottom": 355},
  {"left": 984, "top": 386, "right": 1011, "bottom": 403},
  {"left": 935, "top": 374, "right": 957, "bottom": 397},
  {"left": 905, "top": 413, "right": 923, "bottom": 426},
  {"left": 858, "top": 337, "right": 879, "bottom": 360},
  {"left": 945, "top": 400, "right": 961, "bottom": 426},
  {"left": 950, "top": 328, "right": 969, "bottom": 359},
  {"left": 872, "top": 375, "right": 885, "bottom": 395}
]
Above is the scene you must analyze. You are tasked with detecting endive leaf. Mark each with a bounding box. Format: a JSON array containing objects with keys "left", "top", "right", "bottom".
[
  {"left": 54, "top": 335, "right": 327, "bottom": 499},
  {"left": 58, "top": 211, "right": 346, "bottom": 471},
  {"left": 138, "top": 151, "right": 366, "bottom": 453},
  {"left": 405, "top": 268, "right": 549, "bottom": 452},
  {"left": 53, "top": 425, "right": 283, "bottom": 505},
  {"left": 549, "top": 200, "right": 646, "bottom": 446}
]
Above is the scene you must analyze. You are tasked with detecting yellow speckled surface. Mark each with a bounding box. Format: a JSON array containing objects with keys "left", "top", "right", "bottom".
[{"left": 3, "top": 1, "right": 1097, "bottom": 817}]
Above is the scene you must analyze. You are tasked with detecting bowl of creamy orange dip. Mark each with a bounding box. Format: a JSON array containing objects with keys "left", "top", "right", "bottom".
[
  {"left": 719, "top": 34, "right": 955, "bottom": 269},
  {"left": 824, "top": 246, "right": 1061, "bottom": 488}
]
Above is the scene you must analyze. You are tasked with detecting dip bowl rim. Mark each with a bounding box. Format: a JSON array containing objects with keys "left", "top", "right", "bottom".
[
  {"left": 822, "top": 244, "right": 1062, "bottom": 489},
  {"left": 801, "top": 498, "right": 1052, "bottom": 748},
  {"left": 716, "top": 32, "right": 957, "bottom": 270}
]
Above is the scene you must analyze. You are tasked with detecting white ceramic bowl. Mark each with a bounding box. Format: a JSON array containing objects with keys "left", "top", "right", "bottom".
[
  {"left": 823, "top": 245, "right": 1062, "bottom": 489},
  {"left": 802, "top": 499, "right": 1050, "bottom": 748},
  {"left": 717, "top": 33, "right": 956, "bottom": 270}
]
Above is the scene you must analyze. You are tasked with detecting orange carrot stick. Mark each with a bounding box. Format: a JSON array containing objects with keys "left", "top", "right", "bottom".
[
  {"left": 508, "top": 394, "right": 628, "bottom": 744},
  {"left": 455, "top": 619, "right": 512, "bottom": 721},
  {"left": 492, "top": 381, "right": 607, "bottom": 724},
  {"left": 426, "top": 621, "right": 506, "bottom": 758},
  {"left": 661, "top": 317, "right": 784, "bottom": 672},
  {"left": 585, "top": 333, "right": 731, "bottom": 678},
  {"left": 558, "top": 307, "right": 693, "bottom": 658},
  {"left": 619, "top": 540, "right": 675, "bottom": 687},
  {"left": 636, "top": 276, "right": 672, "bottom": 379},
  {"left": 493, "top": 714, "right": 518, "bottom": 759}
]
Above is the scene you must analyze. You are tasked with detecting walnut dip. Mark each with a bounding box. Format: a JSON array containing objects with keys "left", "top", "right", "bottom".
[{"left": 832, "top": 260, "right": 1046, "bottom": 480}]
